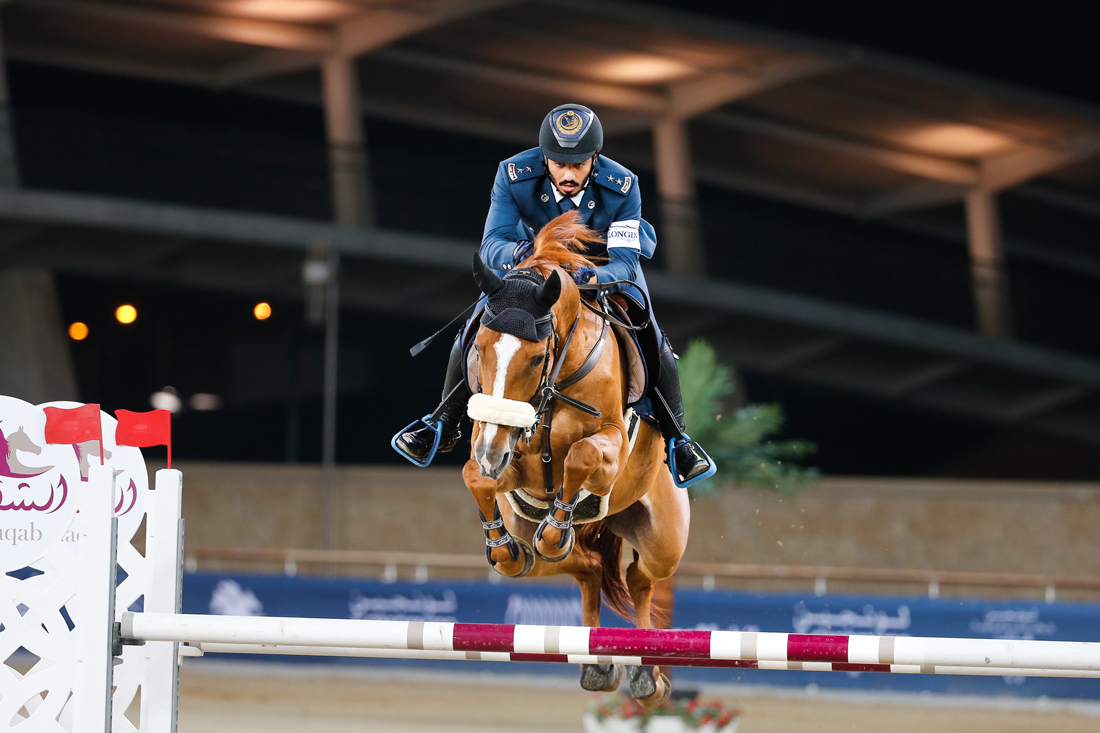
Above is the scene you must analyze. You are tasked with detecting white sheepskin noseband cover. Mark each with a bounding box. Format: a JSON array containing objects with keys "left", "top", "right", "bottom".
[{"left": 467, "top": 393, "right": 536, "bottom": 428}]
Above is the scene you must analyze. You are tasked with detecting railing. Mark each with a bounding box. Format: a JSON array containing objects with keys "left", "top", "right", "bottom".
[{"left": 184, "top": 546, "right": 1100, "bottom": 603}]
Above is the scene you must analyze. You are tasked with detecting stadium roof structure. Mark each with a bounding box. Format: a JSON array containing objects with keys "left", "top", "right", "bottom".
[{"left": 2, "top": 0, "right": 1100, "bottom": 444}]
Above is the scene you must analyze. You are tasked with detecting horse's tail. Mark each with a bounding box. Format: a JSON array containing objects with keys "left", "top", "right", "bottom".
[{"left": 576, "top": 520, "right": 635, "bottom": 622}]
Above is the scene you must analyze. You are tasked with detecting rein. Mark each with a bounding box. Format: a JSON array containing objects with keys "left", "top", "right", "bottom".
[
  {"left": 528, "top": 300, "right": 609, "bottom": 498},
  {"left": 577, "top": 279, "right": 651, "bottom": 331}
]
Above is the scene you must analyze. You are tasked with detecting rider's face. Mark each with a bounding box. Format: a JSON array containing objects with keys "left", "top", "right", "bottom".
[{"left": 547, "top": 157, "right": 595, "bottom": 197}]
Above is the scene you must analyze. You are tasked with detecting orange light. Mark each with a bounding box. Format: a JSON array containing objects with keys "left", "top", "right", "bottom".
[
  {"left": 115, "top": 305, "right": 137, "bottom": 324},
  {"left": 69, "top": 322, "right": 89, "bottom": 341},
  {"left": 254, "top": 302, "right": 272, "bottom": 320}
]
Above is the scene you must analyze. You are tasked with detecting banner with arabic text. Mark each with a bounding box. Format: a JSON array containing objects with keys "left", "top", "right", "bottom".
[{"left": 181, "top": 573, "right": 1100, "bottom": 699}]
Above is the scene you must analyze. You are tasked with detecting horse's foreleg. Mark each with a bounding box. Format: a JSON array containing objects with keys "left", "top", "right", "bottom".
[
  {"left": 574, "top": 551, "right": 625, "bottom": 692},
  {"left": 462, "top": 460, "right": 533, "bottom": 577},
  {"left": 534, "top": 426, "right": 623, "bottom": 562}
]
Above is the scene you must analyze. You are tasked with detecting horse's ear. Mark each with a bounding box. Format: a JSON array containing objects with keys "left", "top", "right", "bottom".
[
  {"left": 472, "top": 252, "right": 503, "bottom": 295},
  {"left": 536, "top": 270, "right": 561, "bottom": 308}
]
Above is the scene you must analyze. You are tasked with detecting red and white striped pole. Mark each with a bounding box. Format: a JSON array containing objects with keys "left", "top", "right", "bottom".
[{"left": 122, "top": 613, "right": 1100, "bottom": 678}]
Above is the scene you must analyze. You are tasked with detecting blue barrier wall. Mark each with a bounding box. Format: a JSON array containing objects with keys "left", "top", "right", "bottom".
[{"left": 181, "top": 573, "right": 1100, "bottom": 699}]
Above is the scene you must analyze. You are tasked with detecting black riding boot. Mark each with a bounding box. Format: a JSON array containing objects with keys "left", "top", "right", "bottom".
[
  {"left": 652, "top": 335, "right": 713, "bottom": 486},
  {"left": 393, "top": 334, "right": 470, "bottom": 465}
]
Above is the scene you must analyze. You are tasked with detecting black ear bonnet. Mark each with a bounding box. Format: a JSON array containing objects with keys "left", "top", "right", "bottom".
[{"left": 482, "top": 269, "right": 555, "bottom": 342}]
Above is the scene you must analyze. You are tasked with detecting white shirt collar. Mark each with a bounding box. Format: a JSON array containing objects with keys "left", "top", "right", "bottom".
[{"left": 551, "top": 185, "right": 585, "bottom": 206}]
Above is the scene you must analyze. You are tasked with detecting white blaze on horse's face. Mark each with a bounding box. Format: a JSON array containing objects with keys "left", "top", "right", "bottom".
[{"left": 472, "top": 330, "right": 543, "bottom": 480}]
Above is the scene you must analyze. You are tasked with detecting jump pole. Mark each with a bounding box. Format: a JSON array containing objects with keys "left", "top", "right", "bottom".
[
  {"left": 189, "top": 642, "right": 1100, "bottom": 679},
  {"left": 121, "top": 612, "right": 1100, "bottom": 675}
]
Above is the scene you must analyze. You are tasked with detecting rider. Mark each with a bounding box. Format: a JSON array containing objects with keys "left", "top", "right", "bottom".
[{"left": 393, "top": 103, "right": 714, "bottom": 487}]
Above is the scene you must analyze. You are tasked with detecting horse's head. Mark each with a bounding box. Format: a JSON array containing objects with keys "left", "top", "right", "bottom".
[
  {"left": 468, "top": 257, "right": 563, "bottom": 479},
  {"left": 468, "top": 211, "right": 604, "bottom": 479}
]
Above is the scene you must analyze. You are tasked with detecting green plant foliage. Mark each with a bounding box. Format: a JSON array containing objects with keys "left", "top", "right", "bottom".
[{"left": 678, "top": 339, "right": 818, "bottom": 496}]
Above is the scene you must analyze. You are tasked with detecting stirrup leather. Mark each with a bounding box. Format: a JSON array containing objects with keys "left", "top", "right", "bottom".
[
  {"left": 667, "top": 434, "right": 717, "bottom": 489},
  {"left": 390, "top": 414, "right": 443, "bottom": 468}
]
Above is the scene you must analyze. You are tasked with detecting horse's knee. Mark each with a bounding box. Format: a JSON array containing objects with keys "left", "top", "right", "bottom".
[
  {"left": 564, "top": 438, "right": 604, "bottom": 476},
  {"left": 463, "top": 460, "right": 493, "bottom": 490},
  {"left": 564, "top": 435, "right": 617, "bottom": 494}
]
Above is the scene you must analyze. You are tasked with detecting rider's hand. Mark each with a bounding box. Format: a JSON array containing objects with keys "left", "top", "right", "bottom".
[
  {"left": 573, "top": 266, "right": 597, "bottom": 285},
  {"left": 511, "top": 240, "right": 534, "bottom": 265}
]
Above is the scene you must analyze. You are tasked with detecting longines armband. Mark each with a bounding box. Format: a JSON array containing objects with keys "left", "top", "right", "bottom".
[{"left": 607, "top": 220, "right": 641, "bottom": 249}]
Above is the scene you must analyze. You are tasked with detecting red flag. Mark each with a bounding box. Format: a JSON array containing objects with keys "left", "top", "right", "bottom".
[
  {"left": 115, "top": 409, "right": 172, "bottom": 468},
  {"left": 44, "top": 404, "right": 104, "bottom": 464}
]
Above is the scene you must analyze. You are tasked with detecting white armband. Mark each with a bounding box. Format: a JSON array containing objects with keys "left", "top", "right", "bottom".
[{"left": 607, "top": 220, "right": 641, "bottom": 250}]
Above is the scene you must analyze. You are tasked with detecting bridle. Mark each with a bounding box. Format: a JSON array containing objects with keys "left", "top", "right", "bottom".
[{"left": 470, "top": 277, "right": 647, "bottom": 498}]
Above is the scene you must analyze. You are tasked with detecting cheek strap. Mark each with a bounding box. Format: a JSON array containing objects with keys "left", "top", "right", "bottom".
[{"left": 467, "top": 393, "right": 537, "bottom": 428}]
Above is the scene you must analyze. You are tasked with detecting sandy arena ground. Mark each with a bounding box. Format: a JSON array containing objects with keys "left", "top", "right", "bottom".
[{"left": 177, "top": 660, "right": 1100, "bottom": 733}]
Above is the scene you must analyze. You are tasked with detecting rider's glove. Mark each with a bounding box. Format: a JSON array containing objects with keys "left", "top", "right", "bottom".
[
  {"left": 573, "top": 266, "right": 596, "bottom": 285},
  {"left": 510, "top": 240, "right": 534, "bottom": 267}
]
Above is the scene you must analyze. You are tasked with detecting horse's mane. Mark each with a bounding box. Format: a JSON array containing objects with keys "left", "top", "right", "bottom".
[{"left": 519, "top": 210, "right": 605, "bottom": 276}]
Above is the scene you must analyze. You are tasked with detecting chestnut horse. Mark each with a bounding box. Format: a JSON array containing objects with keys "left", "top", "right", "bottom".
[{"left": 462, "top": 212, "right": 689, "bottom": 705}]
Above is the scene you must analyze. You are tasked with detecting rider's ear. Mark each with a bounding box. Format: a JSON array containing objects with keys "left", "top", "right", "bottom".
[
  {"left": 472, "top": 252, "right": 504, "bottom": 295},
  {"left": 536, "top": 270, "right": 562, "bottom": 307}
]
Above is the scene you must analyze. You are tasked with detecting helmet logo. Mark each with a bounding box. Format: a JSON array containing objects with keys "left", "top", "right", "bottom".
[{"left": 552, "top": 109, "right": 589, "bottom": 148}]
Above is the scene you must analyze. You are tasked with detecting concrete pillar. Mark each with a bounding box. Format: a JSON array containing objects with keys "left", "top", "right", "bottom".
[
  {"left": 0, "top": 16, "right": 21, "bottom": 188},
  {"left": 653, "top": 117, "right": 704, "bottom": 277},
  {"left": 965, "top": 189, "right": 1012, "bottom": 338},
  {"left": 0, "top": 268, "right": 78, "bottom": 402},
  {"left": 321, "top": 56, "right": 372, "bottom": 227}
]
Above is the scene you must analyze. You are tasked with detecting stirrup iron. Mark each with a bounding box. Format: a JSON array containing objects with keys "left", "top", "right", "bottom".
[
  {"left": 668, "top": 434, "right": 716, "bottom": 489},
  {"left": 390, "top": 414, "right": 443, "bottom": 468}
]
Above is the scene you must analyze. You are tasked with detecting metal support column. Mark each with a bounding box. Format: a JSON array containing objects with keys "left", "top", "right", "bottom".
[
  {"left": 304, "top": 243, "right": 341, "bottom": 551},
  {"left": 653, "top": 117, "right": 704, "bottom": 277},
  {"left": 322, "top": 56, "right": 373, "bottom": 228},
  {"left": 320, "top": 246, "right": 340, "bottom": 551},
  {"left": 0, "top": 16, "right": 19, "bottom": 188},
  {"left": 965, "top": 189, "right": 1012, "bottom": 338},
  {"left": 0, "top": 268, "right": 78, "bottom": 402}
]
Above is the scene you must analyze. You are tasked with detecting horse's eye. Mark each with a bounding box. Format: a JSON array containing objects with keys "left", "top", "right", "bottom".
[{"left": 531, "top": 353, "right": 545, "bottom": 368}]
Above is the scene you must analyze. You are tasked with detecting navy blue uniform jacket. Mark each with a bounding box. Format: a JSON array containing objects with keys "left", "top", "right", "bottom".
[{"left": 480, "top": 148, "right": 657, "bottom": 310}]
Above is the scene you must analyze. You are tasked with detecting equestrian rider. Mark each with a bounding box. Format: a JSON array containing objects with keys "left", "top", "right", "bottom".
[{"left": 393, "top": 103, "right": 714, "bottom": 487}]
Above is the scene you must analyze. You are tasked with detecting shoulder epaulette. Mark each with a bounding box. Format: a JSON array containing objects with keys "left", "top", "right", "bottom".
[
  {"left": 504, "top": 149, "right": 545, "bottom": 183},
  {"left": 593, "top": 157, "right": 635, "bottom": 196}
]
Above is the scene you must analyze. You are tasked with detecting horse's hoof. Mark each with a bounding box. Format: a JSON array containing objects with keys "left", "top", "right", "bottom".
[
  {"left": 534, "top": 527, "right": 575, "bottom": 563},
  {"left": 580, "top": 663, "right": 625, "bottom": 692},
  {"left": 492, "top": 536, "right": 535, "bottom": 578},
  {"left": 629, "top": 666, "right": 671, "bottom": 708}
]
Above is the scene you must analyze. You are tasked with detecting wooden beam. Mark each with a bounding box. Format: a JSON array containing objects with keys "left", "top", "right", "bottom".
[
  {"left": 24, "top": 0, "right": 335, "bottom": 53},
  {"left": 667, "top": 57, "right": 844, "bottom": 120},
  {"left": 708, "top": 111, "right": 980, "bottom": 186},
  {"left": 5, "top": 39, "right": 219, "bottom": 87},
  {"left": 981, "top": 139, "right": 1100, "bottom": 191},
  {"left": 376, "top": 47, "right": 667, "bottom": 114},
  {"left": 218, "top": 0, "right": 516, "bottom": 87}
]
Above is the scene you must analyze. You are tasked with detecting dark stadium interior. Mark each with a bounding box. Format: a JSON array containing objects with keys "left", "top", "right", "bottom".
[{"left": 4, "top": 1, "right": 1100, "bottom": 479}]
